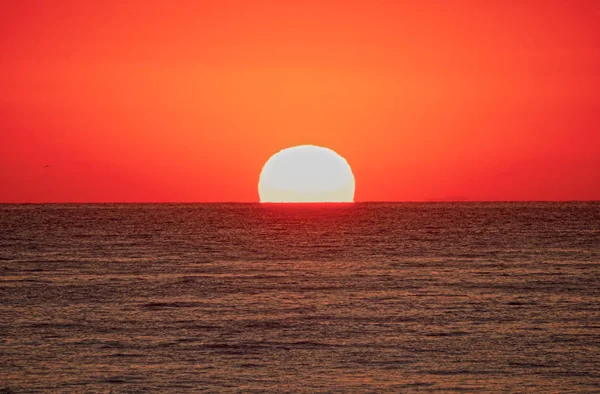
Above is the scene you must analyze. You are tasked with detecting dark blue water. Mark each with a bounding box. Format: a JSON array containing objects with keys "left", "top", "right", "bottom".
[{"left": 1, "top": 203, "right": 599, "bottom": 392}]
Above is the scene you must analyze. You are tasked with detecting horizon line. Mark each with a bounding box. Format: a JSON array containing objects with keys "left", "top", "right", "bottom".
[{"left": 0, "top": 200, "right": 599, "bottom": 205}]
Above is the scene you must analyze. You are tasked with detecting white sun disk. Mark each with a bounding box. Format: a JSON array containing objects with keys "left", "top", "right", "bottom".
[{"left": 258, "top": 145, "right": 355, "bottom": 203}]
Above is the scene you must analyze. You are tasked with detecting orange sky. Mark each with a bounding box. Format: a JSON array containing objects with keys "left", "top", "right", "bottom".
[{"left": 1, "top": 1, "right": 599, "bottom": 202}]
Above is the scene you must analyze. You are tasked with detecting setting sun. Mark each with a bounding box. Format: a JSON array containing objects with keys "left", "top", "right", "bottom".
[{"left": 258, "top": 145, "right": 355, "bottom": 203}]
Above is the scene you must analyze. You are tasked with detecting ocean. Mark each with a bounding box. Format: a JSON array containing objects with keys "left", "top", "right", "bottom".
[{"left": 1, "top": 203, "right": 599, "bottom": 392}]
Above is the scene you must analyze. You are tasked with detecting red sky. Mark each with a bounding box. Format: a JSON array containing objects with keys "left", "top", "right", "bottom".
[{"left": 1, "top": 1, "right": 599, "bottom": 202}]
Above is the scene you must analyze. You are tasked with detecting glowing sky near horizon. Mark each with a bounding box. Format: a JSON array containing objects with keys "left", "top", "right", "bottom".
[{"left": 1, "top": 1, "right": 599, "bottom": 202}]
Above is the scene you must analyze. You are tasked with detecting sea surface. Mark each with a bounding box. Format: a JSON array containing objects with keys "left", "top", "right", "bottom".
[{"left": 1, "top": 203, "right": 599, "bottom": 393}]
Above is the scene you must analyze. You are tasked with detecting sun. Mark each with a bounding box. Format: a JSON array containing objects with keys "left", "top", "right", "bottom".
[{"left": 258, "top": 145, "right": 355, "bottom": 203}]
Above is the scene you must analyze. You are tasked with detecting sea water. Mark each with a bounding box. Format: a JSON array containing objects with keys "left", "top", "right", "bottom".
[{"left": 1, "top": 203, "right": 599, "bottom": 392}]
